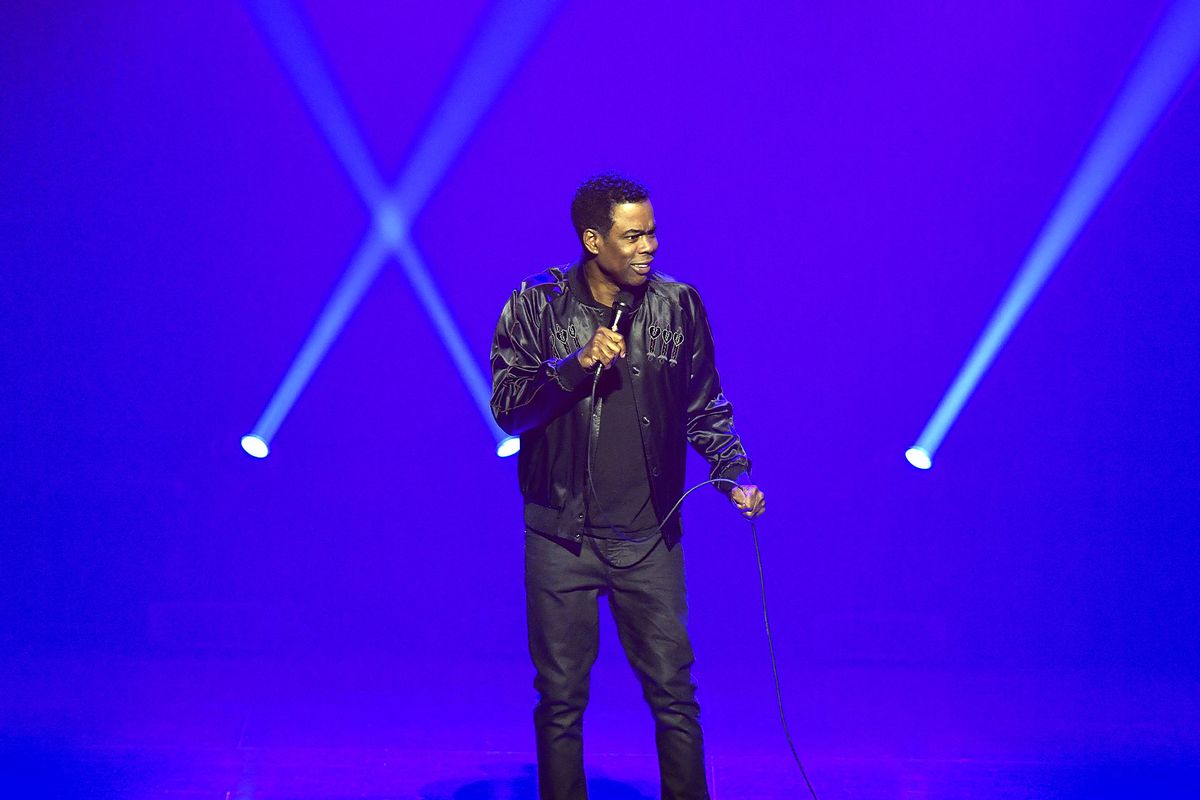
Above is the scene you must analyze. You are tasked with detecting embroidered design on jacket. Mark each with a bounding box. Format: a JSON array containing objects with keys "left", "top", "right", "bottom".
[
  {"left": 646, "top": 323, "right": 683, "bottom": 364},
  {"left": 552, "top": 324, "right": 582, "bottom": 357},
  {"left": 647, "top": 324, "right": 662, "bottom": 361},
  {"left": 668, "top": 329, "right": 685, "bottom": 365}
]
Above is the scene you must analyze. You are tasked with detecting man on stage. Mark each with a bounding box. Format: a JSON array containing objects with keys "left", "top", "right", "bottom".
[{"left": 490, "top": 174, "right": 765, "bottom": 800}]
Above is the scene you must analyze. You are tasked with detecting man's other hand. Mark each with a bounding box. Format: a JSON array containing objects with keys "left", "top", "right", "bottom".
[
  {"left": 730, "top": 485, "right": 765, "bottom": 519},
  {"left": 577, "top": 327, "right": 626, "bottom": 371}
]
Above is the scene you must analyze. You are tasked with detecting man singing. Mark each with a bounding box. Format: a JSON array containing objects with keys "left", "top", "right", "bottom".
[{"left": 490, "top": 174, "right": 765, "bottom": 800}]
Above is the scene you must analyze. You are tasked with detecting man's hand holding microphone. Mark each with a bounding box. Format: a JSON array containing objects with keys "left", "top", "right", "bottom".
[{"left": 577, "top": 327, "right": 627, "bottom": 371}]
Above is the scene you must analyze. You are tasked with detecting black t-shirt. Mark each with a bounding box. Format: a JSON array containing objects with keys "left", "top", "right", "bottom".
[{"left": 585, "top": 352, "right": 658, "bottom": 537}]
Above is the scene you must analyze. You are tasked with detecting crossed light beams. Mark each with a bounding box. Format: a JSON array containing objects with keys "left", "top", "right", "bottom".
[
  {"left": 906, "top": 0, "right": 1200, "bottom": 471},
  {"left": 241, "top": 0, "right": 561, "bottom": 459}
]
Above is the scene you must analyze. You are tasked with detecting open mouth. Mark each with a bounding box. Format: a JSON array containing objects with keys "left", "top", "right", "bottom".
[{"left": 631, "top": 263, "right": 652, "bottom": 274}]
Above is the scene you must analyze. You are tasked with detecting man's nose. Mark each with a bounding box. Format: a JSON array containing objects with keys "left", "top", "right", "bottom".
[{"left": 641, "top": 235, "right": 658, "bottom": 255}]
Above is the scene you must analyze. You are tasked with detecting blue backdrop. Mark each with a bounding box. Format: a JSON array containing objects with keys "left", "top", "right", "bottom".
[{"left": 2, "top": 1, "right": 1198, "bottom": 688}]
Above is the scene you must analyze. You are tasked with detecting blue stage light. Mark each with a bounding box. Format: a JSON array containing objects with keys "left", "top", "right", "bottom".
[
  {"left": 373, "top": 202, "right": 407, "bottom": 247},
  {"left": 241, "top": 434, "right": 270, "bottom": 459},
  {"left": 904, "top": 447, "right": 932, "bottom": 471},
  {"left": 496, "top": 436, "right": 520, "bottom": 458},
  {"left": 243, "top": 0, "right": 558, "bottom": 459},
  {"left": 907, "top": 0, "right": 1200, "bottom": 470}
]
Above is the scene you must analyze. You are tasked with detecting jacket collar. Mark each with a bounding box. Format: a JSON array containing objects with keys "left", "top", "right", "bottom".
[{"left": 567, "top": 258, "right": 648, "bottom": 312}]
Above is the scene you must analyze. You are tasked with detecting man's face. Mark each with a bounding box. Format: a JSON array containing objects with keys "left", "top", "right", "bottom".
[{"left": 585, "top": 200, "right": 658, "bottom": 289}]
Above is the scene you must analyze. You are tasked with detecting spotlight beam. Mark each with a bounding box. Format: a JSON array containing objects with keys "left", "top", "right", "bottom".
[
  {"left": 251, "top": 230, "right": 391, "bottom": 446},
  {"left": 393, "top": 237, "right": 496, "bottom": 424},
  {"left": 243, "top": 0, "right": 559, "bottom": 457},
  {"left": 908, "top": 0, "right": 1200, "bottom": 469},
  {"left": 390, "top": 0, "right": 562, "bottom": 219},
  {"left": 246, "top": 0, "right": 388, "bottom": 208}
]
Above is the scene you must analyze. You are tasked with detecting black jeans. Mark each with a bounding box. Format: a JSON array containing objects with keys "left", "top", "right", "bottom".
[{"left": 524, "top": 529, "right": 710, "bottom": 800}]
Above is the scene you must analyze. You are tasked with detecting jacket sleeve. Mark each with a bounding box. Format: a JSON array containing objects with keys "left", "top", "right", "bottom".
[
  {"left": 490, "top": 289, "right": 591, "bottom": 435},
  {"left": 683, "top": 287, "right": 753, "bottom": 492}
]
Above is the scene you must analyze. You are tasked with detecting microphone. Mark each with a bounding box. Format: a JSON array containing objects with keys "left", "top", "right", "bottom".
[
  {"left": 590, "top": 290, "right": 636, "bottom": 375},
  {"left": 610, "top": 290, "right": 635, "bottom": 332}
]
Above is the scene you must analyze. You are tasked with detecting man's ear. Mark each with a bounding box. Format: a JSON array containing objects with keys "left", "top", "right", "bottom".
[{"left": 582, "top": 228, "right": 601, "bottom": 256}]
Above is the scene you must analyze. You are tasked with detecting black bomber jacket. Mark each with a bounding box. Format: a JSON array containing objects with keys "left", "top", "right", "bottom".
[{"left": 490, "top": 261, "right": 752, "bottom": 546}]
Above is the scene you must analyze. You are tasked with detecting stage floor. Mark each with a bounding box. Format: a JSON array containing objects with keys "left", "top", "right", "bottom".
[{"left": 2, "top": 652, "right": 1197, "bottom": 799}]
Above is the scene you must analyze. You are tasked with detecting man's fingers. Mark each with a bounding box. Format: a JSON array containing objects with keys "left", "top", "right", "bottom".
[
  {"left": 730, "top": 486, "right": 765, "bottom": 518},
  {"left": 740, "top": 496, "right": 765, "bottom": 518},
  {"left": 596, "top": 328, "right": 627, "bottom": 358},
  {"left": 583, "top": 328, "right": 627, "bottom": 369},
  {"left": 597, "top": 341, "right": 620, "bottom": 368}
]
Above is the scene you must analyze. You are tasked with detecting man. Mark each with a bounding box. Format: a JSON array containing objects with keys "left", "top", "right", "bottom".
[{"left": 490, "top": 174, "right": 765, "bottom": 800}]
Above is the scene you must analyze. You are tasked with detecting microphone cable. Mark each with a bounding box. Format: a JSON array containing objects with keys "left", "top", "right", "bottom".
[
  {"left": 584, "top": 372, "right": 821, "bottom": 800},
  {"left": 659, "top": 478, "right": 820, "bottom": 800}
]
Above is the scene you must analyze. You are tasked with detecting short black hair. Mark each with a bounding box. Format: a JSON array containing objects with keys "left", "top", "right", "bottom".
[{"left": 570, "top": 173, "right": 650, "bottom": 243}]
